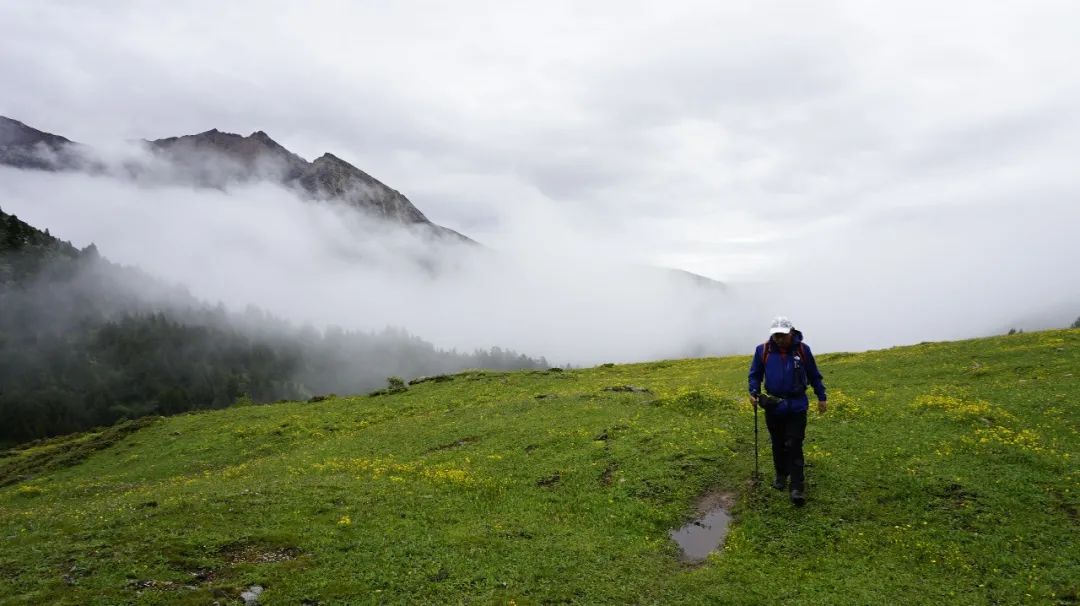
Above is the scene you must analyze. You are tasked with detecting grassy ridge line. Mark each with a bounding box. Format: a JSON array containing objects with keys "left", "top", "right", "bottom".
[{"left": 0, "top": 330, "right": 1076, "bottom": 605}]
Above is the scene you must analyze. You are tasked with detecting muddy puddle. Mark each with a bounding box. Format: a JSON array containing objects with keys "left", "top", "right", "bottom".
[{"left": 668, "top": 491, "right": 734, "bottom": 564}]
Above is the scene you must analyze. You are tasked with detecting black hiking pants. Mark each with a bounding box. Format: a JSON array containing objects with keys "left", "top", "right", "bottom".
[{"left": 765, "top": 409, "right": 807, "bottom": 490}]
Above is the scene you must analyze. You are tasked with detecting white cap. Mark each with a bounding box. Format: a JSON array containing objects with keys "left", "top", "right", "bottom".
[{"left": 769, "top": 316, "right": 793, "bottom": 335}]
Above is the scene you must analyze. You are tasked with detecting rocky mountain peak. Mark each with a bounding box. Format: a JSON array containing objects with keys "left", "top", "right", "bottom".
[
  {"left": 146, "top": 127, "right": 309, "bottom": 183},
  {"left": 313, "top": 151, "right": 345, "bottom": 164},
  {"left": 1, "top": 116, "right": 73, "bottom": 148},
  {"left": 301, "top": 152, "right": 427, "bottom": 224},
  {"left": 0, "top": 115, "right": 82, "bottom": 170},
  {"left": 147, "top": 128, "right": 451, "bottom": 230},
  {"left": 150, "top": 128, "right": 300, "bottom": 160},
  {"left": 310, "top": 152, "right": 381, "bottom": 185},
  {"left": 1, "top": 117, "right": 476, "bottom": 244}
]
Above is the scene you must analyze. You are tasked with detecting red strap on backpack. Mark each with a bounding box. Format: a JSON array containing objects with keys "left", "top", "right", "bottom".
[{"left": 762, "top": 340, "right": 805, "bottom": 365}]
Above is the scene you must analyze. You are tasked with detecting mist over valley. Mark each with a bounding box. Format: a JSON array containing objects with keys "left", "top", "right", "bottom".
[{"left": 1, "top": 117, "right": 745, "bottom": 370}]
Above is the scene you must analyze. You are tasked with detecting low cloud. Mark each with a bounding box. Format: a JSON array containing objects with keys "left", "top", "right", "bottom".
[
  {"left": 1, "top": 156, "right": 752, "bottom": 365},
  {"left": 6, "top": 144, "right": 1074, "bottom": 368},
  {"left": 2, "top": 1, "right": 1079, "bottom": 360}
]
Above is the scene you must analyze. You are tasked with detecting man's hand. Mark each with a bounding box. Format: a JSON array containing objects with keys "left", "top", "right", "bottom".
[
  {"left": 818, "top": 400, "right": 827, "bottom": 414},
  {"left": 749, "top": 394, "right": 759, "bottom": 409}
]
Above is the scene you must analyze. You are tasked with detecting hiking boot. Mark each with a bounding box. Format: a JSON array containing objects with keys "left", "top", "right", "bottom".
[
  {"left": 772, "top": 475, "right": 786, "bottom": 490},
  {"left": 790, "top": 488, "right": 806, "bottom": 506}
]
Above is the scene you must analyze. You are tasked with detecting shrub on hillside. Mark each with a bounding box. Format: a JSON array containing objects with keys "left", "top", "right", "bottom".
[
  {"left": 387, "top": 376, "right": 407, "bottom": 392},
  {"left": 369, "top": 376, "right": 408, "bottom": 397}
]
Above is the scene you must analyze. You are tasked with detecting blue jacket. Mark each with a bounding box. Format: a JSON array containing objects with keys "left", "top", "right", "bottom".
[{"left": 748, "top": 330, "right": 826, "bottom": 414}]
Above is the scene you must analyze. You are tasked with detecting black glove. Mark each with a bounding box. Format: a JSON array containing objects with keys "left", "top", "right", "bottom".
[{"left": 757, "top": 393, "right": 783, "bottom": 412}]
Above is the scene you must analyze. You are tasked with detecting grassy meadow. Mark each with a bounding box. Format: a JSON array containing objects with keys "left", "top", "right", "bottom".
[{"left": 0, "top": 329, "right": 1077, "bottom": 605}]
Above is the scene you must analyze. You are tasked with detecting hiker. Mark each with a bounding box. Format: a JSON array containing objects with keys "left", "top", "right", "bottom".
[{"left": 748, "top": 316, "right": 827, "bottom": 506}]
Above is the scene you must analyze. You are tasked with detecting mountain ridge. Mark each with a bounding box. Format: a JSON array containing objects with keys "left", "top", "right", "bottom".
[
  {"left": 0, "top": 116, "right": 85, "bottom": 170},
  {"left": 1, "top": 115, "right": 727, "bottom": 283},
  {"left": 0, "top": 116, "right": 475, "bottom": 243}
]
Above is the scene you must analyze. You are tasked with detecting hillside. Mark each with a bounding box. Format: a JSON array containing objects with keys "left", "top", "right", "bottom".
[
  {"left": 0, "top": 208, "right": 545, "bottom": 444},
  {"left": 1, "top": 330, "right": 1076, "bottom": 604}
]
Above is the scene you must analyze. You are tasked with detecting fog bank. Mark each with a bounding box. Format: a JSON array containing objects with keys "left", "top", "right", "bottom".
[
  {"left": 1, "top": 164, "right": 755, "bottom": 364},
  {"left": 5, "top": 150, "right": 1077, "bottom": 366}
]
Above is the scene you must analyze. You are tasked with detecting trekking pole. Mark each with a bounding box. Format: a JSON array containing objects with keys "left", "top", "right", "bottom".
[{"left": 752, "top": 397, "right": 761, "bottom": 484}]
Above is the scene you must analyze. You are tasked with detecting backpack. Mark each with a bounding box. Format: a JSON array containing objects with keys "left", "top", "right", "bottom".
[{"left": 761, "top": 339, "right": 809, "bottom": 392}]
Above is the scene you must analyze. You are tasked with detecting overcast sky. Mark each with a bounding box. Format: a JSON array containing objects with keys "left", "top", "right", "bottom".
[{"left": 2, "top": 0, "right": 1079, "bottom": 356}]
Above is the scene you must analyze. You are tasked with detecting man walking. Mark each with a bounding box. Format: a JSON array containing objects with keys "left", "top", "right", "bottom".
[{"left": 748, "top": 316, "right": 827, "bottom": 506}]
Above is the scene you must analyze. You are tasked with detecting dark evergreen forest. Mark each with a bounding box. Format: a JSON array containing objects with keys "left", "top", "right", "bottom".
[{"left": 0, "top": 208, "right": 547, "bottom": 445}]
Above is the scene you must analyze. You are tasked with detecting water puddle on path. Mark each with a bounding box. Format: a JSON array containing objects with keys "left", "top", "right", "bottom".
[{"left": 668, "top": 491, "right": 734, "bottom": 564}]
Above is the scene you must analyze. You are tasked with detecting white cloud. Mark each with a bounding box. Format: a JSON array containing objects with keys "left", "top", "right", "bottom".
[{"left": 2, "top": 0, "right": 1079, "bottom": 357}]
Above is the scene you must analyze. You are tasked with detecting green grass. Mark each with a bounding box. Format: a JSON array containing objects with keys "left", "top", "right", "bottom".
[{"left": 1, "top": 330, "right": 1077, "bottom": 605}]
